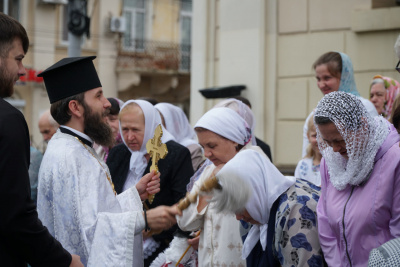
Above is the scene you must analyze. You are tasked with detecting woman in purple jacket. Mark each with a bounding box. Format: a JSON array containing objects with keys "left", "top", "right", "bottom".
[{"left": 314, "top": 91, "right": 400, "bottom": 267}]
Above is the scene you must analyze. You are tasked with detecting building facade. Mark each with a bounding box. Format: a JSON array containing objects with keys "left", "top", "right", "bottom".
[
  {"left": 190, "top": 0, "right": 400, "bottom": 171},
  {"left": 3, "top": 0, "right": 191, "bottom": 151}
]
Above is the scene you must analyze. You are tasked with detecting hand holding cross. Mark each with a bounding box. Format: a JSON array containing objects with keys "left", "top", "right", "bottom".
[{"left": 146, "top": 124, "right": 168, "bottom": 204}]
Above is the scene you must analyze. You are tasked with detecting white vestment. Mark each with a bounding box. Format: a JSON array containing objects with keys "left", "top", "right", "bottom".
[{"left": 37, "top": 130, "right": 145, "bottom": 267}]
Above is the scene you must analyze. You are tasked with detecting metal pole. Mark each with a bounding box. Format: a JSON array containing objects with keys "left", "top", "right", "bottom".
[
  {"left": 3, "top": 0, "right": 9, "bottom": 15},
  {"left": 68, "top": 32, "right": 82, "bottom": 57},
  {"left": 67, "top": 0, "right": 83, "bottom": 57}
]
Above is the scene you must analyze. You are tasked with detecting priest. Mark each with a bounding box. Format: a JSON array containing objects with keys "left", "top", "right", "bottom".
[{"left": 37, "top": 56, "right": 180, "bottom": 267}]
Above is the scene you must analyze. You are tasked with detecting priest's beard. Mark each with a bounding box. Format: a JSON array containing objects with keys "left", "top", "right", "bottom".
[
  {"left": 0, "top": 63, "right": 16, "bottom": 98},
  {"left": 82, "top": 102, "right": 114, "bottom": 147}
]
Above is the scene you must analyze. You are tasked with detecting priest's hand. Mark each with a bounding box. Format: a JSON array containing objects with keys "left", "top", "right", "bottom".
[
  {"left": 136, "top": 170, "right": 161, "bottom": 201},
  {"left": 146, "top": 205, "right": 182, "bottom": 231},
  {"left": 69, "top": 254, "right": 84, "bottom": 267}
]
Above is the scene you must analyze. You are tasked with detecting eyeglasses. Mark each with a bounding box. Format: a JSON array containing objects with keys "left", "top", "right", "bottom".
[{"left": 396, "top": 60, "right": 400, "bottom": 73}]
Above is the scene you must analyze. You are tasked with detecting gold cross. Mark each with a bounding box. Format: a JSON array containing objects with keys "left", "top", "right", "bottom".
[{"left": 146, "top": 124, "right": 168, "bottom": 204}]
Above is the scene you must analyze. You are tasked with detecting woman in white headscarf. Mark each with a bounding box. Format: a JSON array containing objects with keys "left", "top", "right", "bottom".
[
  {"left": 185, "top": 98, "right": 270, "bottom": 192},
  {"left": 106, "top": 100, "right": 194, "bottom": 266},
  {"left": 314, "top": 92, "right": 400, "bottom": 266},
  {"left": 155, "top": 103, "right": 204, "bottom": 171},
  {"left": 177, "top": 107, "right": 257, "bottom": 266},
  {"left": 213, "top": 149, "right": 323, "bottom": 267}
]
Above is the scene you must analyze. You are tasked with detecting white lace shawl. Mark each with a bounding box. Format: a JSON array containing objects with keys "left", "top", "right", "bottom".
[{"left": 314, "top": 91, "right": 389, "bottom": 191}]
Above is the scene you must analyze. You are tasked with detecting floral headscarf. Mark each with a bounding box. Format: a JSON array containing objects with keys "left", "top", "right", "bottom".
[{"left": 370, "top": 75, "right": 400, "bottom": 119}]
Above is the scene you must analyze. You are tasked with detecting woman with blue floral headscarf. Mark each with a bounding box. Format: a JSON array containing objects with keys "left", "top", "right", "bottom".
[{"left": 301, "top": 52, "right": 378, "bottom": 157}]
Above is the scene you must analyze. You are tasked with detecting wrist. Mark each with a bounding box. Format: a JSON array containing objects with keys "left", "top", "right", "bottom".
[{"left": 143, "top": 209, "right": 151, "bottom": 232}]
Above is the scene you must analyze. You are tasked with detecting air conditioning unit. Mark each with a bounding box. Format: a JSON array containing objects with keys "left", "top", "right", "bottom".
[
  {"left": 38, "top": 0, "right": 68, "bottom": 4},
  {"left": 110, "top": 16, "right": 126, "bottom": 33}
]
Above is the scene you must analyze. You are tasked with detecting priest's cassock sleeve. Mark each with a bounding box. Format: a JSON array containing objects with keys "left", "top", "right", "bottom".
[{"left": 0, "top": 99, "right": 71, "bottom": 266}]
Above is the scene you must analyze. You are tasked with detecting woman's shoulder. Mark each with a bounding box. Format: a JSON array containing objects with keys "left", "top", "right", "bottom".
[
  {"left": 279, "top": 179, "right": 321, "bottom": 207},
  {"left": 107, "top": 143, "right": 130, "bottom": 163},
  {"left": 166, "top": 140, "right": 191, "bottom": 156}
]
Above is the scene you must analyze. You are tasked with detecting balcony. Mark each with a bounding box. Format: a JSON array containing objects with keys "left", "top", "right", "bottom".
[{"left": 117, "top": 39, "right": 191, "bottom": 74}]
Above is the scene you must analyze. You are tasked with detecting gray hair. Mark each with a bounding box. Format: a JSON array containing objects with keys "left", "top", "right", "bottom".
[
  {"left": 47, "top": 110, "right": 59, "bottom": 129},
  {"left": 370, "top": 78, "right": 385, "bottom": 89}
]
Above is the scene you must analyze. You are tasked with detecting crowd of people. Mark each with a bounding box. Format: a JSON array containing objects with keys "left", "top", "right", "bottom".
[{"left": 3, "top": 11, "right": 400, "bottom": 267}]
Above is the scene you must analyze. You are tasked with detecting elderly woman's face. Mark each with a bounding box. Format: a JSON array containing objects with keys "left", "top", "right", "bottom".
[
  {"left": 120, "top": 106, "right": 145, "bottom": 152},
  {"left": 197, "top": 129, "right": 238, "bottom": 166},
  {"left": 318, "top": 122, "right": 348, "bottom": 159},
  {"left": 370, "top": 83, "right": 386, "bottom": 115}
]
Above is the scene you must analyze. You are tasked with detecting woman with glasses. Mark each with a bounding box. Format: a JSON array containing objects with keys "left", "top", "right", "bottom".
[
  {"left": 301, "top": 51, "right": 378, "bottom": 157},
  {"left": 314, "top": 91, "right": 400, "bottom": 266}
]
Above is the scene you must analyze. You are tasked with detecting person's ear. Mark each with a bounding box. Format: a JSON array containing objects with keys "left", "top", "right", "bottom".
[{"left": 68, "top": 100, "right": 84, "bottom": 118}]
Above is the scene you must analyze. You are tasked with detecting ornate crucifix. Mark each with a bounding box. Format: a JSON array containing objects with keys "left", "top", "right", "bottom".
[{"left": 146, "top": 124, "right": 168, "bottom": 204}]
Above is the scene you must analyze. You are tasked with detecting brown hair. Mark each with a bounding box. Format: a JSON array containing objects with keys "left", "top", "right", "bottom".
[
  {"left": 312, "top": 52, "right": 342, "bottom": 79},
  {"left": 0, "top": 12, "right": 29, "bottom": 58},
  {"left": 390, "top": 94, "right": 400, "bottom": 132},
  {"left": 50, "top": 93, "right": 85, "bottom": 125}
]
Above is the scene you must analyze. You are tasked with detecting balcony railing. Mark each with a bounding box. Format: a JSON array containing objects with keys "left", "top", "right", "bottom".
[{"left": 117, "top": 39, "right": 191, "bottom": 73}]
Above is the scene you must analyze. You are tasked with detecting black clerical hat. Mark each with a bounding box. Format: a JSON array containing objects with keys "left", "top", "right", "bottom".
[
  {"left": 199, "top": 85, "right": 246, "bottom": 99},
  {"left": 38, "top": 56, "right": 102, "bottom": 104}
]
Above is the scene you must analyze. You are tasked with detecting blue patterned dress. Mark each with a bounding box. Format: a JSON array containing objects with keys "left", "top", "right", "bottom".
[
  {"left": 273, "top": 179, "right": 323, "bottom": 266},
  {"left": 243, "top": 179, "right": 323, "bottom": 266}
]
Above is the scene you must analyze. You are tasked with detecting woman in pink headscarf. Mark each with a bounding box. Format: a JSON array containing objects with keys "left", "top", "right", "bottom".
[{"left": 369, "top": 75, "right": 400, "bottom": 120}]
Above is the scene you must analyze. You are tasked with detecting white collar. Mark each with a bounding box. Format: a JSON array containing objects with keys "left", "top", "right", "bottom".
[{"left": 60, "top": 125, "right": 93, "bottom": 144}]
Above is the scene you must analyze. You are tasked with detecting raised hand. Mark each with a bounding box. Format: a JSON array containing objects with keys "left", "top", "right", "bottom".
[{"left": 136, "top": 170, "right": 161, "bottom": 201}]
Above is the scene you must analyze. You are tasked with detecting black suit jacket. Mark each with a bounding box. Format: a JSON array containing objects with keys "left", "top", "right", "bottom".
[
  {"left": 107, "top": 141, "right": 194, "bottom": 241},
  {"left": 0, "top": 98, "right": 71, "bottom": 266}
]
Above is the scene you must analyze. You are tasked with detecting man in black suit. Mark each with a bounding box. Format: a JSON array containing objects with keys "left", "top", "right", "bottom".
[{"left": 0, "top": 12, "right": 82, "bottom": 267}]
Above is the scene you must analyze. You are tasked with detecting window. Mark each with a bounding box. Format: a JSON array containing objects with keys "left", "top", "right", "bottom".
[
  {"left": 180, "top": 0, "right": 192, "bottom": 71},
  {"left": 123, "top": 0, "right": 146, "bottom": 51},
  {"left": 0, "top": 0, "right": 20, "bottom": 20}
]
